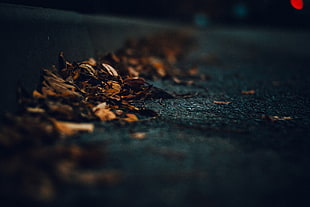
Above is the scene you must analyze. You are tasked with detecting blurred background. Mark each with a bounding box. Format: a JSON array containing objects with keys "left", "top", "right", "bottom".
[{"left": 1, "top": 0, "right": 309, "bottom": 28}]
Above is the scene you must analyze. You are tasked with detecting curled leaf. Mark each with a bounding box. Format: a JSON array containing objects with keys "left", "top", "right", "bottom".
[{"left": 102, "top": 63, "right": 119, "bottom": 77}]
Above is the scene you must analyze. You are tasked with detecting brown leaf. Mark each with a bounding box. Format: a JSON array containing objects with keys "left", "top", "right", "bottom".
[
  {"left": 102, "top": 63, "right": 119, "bottom": 77},
  {"left": 188, "top": 67, "right": 199, "bottom": 76},
  {"left": 213, "top": 100, "right": 231, "bottom": 105},
  {"left": 104, "top": 81, "right": 121, "bottom": 96},
  {"left": 46, "top": 102, "right": 74, "bottom": 118},
  {"left": 94, "top": 108, "right": 116, "bottom": 121},
  {"left": 122, "top": 114, "right": 139, "bottom": 122},
  {"left": 79, "top": 63, "right": 97, "bottom": 77},
  {"left": 26, "top": 107, "right": 45, "bottom": 113},
  {"left": 82, "top": 58, "right": 97, "bottom": 66},
  {"left": 51, "top": 119, "right": 94, "bottom": 136},
  {"left": 127, "top": 66, "right": 139, "bottom": 77},
  {"left": 32, "top": 90, "right": 45, "bottom": 99},
  {"left": 261, "top": 115, "right": 293, "bottom": 122},
  {"left": 130, "top": 132, "right": 146, "bottom": 139},
  {"left": 172, "top": 77, "right": 194, "bottom": 86},
  {"left": 124, "top": 78, "right": 146, "bottom": 90},
  {"left": 241, "top": 90, "right": 256, "bottom": 95},
  {"left": 149, "top": 57, "right": 166, "bottom": 77}
]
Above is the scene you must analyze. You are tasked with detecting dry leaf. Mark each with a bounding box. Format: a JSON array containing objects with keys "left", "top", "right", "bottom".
[
  {"left": 130, "top": 132, "right": 146, "bottom": 139},
  {"left": 102, "top": 63, "right": 119, "bottom": 77},
  {"left": 94, "top": 108, "right": 116, "bottom": 121},
  {"left": 172, "top": 77, "right": 194, "bottom": 85},
  {"left": 92, "top": 102, "right": 107, "bottom": 111},
  {"left": 241, "top": 90, "right": 256, "bottom": 95},
  {"left": 32, "top": 90, "right": 45, "bottom": 98},
  {"left": 213, "top": 100, "right": 231, "bottom": 105},
  {"left": 51, "top": 119, "right": 94, "bottom": 136},
  {"left": 149, "top": 57, "right": 166, "bottom": 77},
  {"left": 127, "top": 66, "right": 139, "bottom": 77},
  {"left": 82, "top": 58, "right": 97, "bottom": 66},
  {"left": 104, "top": 81, "right": 121, "bottom": 96},
  {"left": 262, "top": 115, "right": 293, "bottom": 122},
  {"left": 26, "top": 107, "right": 45, "bottom": 113},
  {"left": 79, "top": 63, "right": 97, "bottom": 77},
  {"left": 188, "top": 67, "right": 199, "bottom": 76},
  {"left": 0, "top": 32, "right": 195, "bottom": 203},
  {"left": 122, "top": 114, "right": 139, "bottom": 122}
]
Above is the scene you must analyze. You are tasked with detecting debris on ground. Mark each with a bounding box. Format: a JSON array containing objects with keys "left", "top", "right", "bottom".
[
  {"left": 0, "top": 31, "right": 195, "bottom": 202},
  {"left": 261, "top": 115, "right": 293, "bottom": 122}
]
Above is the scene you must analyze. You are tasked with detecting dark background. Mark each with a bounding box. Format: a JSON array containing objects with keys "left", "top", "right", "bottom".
[{"left": 1, "top": 0, "right": 309, "bottom": 28}]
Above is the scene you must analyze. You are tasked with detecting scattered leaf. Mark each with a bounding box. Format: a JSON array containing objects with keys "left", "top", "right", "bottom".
[
  {"left": 188, "top": 67, "right": 199, "bottom": 76},
  {"left": 94, "top": 108, "right": 117, "bottom": 121},
  {"left": 213, "top": 100, "right": 231, "bottom": 105},
  {"left": 51, "top": 119, "right": 94, "bottom": 136},
  {"left": 26, "top": 107, "right": 45, "bottom": 113},
  {"left": 122, "top": 114, "right": 139, "bottom": 122},
  {"left": 130, "top": 132, "right": 146, "bottom": 139},
  {"left": 102, "top": 63, "right": 119, "bottom": 77},
  {"left": 261, "top": 115, "right": 293, "bottom": 122},
  {"left": 32, "top": 90, "right": 45, "bottom": 98},
  {"left": 241, "top": 90, "right": 256, "bottom": 95}
]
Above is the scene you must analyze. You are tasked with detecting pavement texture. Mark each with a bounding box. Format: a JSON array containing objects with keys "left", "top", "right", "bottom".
[
  {"left": 49, "top": 29, "right": 309, "bottom": 207},
  {"left": 1, "top": 4, "right": 310, "bottom": 207}
]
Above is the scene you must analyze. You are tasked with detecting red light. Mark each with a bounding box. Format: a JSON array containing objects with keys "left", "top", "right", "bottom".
[{"left": 290, "top": 0, "right": 304, "bottom": 9}]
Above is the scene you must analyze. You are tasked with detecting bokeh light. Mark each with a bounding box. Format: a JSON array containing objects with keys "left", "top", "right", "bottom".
[{"left": 290, "top": 0, "right": 304, "bottom": 9}]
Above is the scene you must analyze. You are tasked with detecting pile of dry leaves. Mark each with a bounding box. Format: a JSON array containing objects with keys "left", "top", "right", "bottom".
[{"left": 0, "top": 31, "right": 194, "bottom": 203}]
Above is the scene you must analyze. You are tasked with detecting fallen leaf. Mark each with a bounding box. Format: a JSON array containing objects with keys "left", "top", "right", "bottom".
[
  {"left": 102, "top": 63, "right": 119, "bottom": 77},
  {"left": 127, "top": 66, "right": 139, "bottom": 77},
  {"left": 51, "top": 119, "right": 94, "bottom": 136},
  {"left": 94, "top": 108, "right": 117, "bottom": 121},
  {"left": 188, "top": 67, "right": 199, "bottom": 76},
  {"left": 172, "top": 77, "right": 194, "bottom": 85},
  {"left": 92, "top": 102, "right": 107, "bottom": 111},
  {"left": 26, "top": 107, "right": 45, "bottom": 113},
  {"left": 241, "top": 90, "right": 256, "bottom": 95},
  {"left": 149, "top": 57, "right": 166, "bottom": 77},
  {"left": 122, "top": 114, "right": 139, "bottom": 122},
  {"left": 82, "top": 58, "right": 97, "bottom": 66},
  {"left": 32, "top": 90, "right": 45, "bottom": 98},
  {"left": 261, "top": 115, "right": 293, "bottom": 122},
  {"left": 79, "top": 63, "right": 97, "bottom": 77},
  {"left": 213, "top": 100, "right": 231, "bottom": 105},
  {"left": 130, "top": 132, "right": 146, "bottom": 139},
  {"left": 124, "top": 78, "right": 146, "bottom": 90}
]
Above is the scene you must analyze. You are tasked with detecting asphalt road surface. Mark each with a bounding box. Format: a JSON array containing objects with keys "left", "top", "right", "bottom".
[
  {"left": 45, "top": 28, "right": 310, "bottom": 207},
  {"left": 1, "top": 5, "right": 309, "bottom": 205}
]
